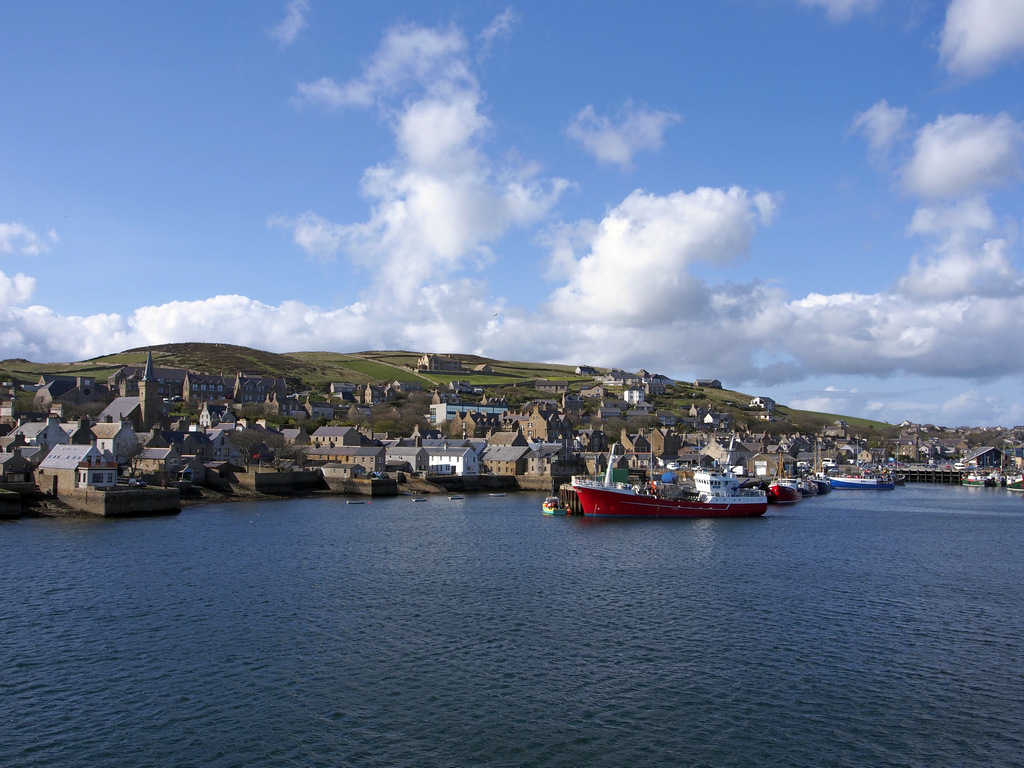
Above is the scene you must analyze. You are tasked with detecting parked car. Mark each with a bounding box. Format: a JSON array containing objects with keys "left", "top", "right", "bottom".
[{"left": 128, "top": 478, "right": 147, "bottom": 487}]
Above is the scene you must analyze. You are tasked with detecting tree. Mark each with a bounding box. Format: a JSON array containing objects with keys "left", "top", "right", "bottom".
[
  {"left": 124, "top": 439, "right": 147, "bottom": 477},
  {"left": 229, "top": 428, "right": 268, "bottom": 469},
  {"left": 263, "top": 433, "right": 308, "bottom": 471}
]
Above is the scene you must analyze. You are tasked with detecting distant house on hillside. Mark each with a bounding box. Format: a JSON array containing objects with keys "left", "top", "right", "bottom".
[{"left": 417, "top": 354, "right": 462, "bottom": 373}]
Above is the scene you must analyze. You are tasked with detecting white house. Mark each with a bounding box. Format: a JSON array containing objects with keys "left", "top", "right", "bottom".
[
  {"left": 623, "top": 386, "right": 646, "bottom": 405},
  {"left": 426, "top": 446, "right": 479, "bottom": 476},
  {"left": 10, "top": 416, "right": 70, "bottom": 452}
]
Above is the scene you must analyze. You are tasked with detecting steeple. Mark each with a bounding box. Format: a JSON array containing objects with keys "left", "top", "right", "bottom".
[{"left": 138, "top": 350, "right": 162, "bottom": 431}]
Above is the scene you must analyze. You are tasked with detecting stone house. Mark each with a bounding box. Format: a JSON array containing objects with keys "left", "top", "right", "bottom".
[
  {"left": 204, "top": 428, "right": 241, "bottom": 463},
  {"left": 305, "top": 445, "right": 386, "bottom": 473},
  {"left": 303, "top": 397, "right": 336, "bottom": 420},
  {"left": 183, "top": 372, "right": 232, "bottom": 402},
  {"left": 310, "top": 426, "right": 371, "bottom": 448},
  {"left": 329, "top": 382, "right": 358, "bottom": 400},
  {"left": 386, "top": 446, "right": 429, "bottom": 473},
  {"left": 37, "top": 444, "right": 117, "bottom": 494},
  {"left": 524, "top": 444, "right": 574, "bottom": 477},
  {"left": 234, "top": 372, "right": 287, "bottom": 404},
  {"left": 279, "top": 428, "right": 311, "bottom": 446},
  {"left": 91, "top": 420, "right": 139, "bottom": 463},
  {"left": 574, "top": 429, "right": 608, "bottom": 453},
  {"left": 33, "top": 375, "right": 111, "bottom": 412},
  {"left": 534, "top": 379, "right": 569, "bottom": 395},
  {"left": 480, "top": 445, "right": 529, "bottom": 476},
  {"left": 109, "top": 364, "right": 187, "bottom": 399},
  {"left": 264, "top": 393, "right": 307, "bottom": 421},
  {"left": 417, "top": 354, "right": 462, "bottom": 372},
  {"left": 0, "top": 449, "right": 33, "bottom": 484},
  {"left": 136, "top": 445, "right": 183, "bottom": 477}
]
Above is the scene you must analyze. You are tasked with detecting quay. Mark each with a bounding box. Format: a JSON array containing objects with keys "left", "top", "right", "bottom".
[{"left": 899, "top": 467, "right": 964, "bottom": 484}]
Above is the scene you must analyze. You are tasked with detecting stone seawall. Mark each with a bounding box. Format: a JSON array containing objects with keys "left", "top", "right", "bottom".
[
  {"left": 0, "top": 489, "right": 20, "bottom": 519},
  {"left": 234, "top": 469, "right": 329, "bottom": 495},
  {"left": 63, "top": 488, "right": 181, "bottom": 517},
  {"left": 321, "top": 476, "right": 399, "bottom": 496}
]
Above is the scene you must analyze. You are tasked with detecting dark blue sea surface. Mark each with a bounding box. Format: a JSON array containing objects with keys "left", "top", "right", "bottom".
[{"left": 2, "top": 484, "right": 1023, "bottom": 767}]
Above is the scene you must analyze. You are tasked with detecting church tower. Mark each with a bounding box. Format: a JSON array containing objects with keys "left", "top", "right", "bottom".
[{"left": 137, "top": 350, "right": 163, "bottom": 430}]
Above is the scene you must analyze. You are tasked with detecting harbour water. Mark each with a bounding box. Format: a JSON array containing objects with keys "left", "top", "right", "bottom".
[{"left": 3, "top": 484, "right": 1023, "bottom": 767}]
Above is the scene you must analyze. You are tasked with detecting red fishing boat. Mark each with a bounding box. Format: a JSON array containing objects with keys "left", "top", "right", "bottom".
[
  {"left": 767, "top": 477, "right": 802, "bottom": 505},
  {"left": 571, "top": 450, "right": 767, "bottom": 519}
]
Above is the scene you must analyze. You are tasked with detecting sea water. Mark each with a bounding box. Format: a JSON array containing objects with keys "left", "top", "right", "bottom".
[{"left": 2, "top": 484, "right": 1023, "bottom": 767}]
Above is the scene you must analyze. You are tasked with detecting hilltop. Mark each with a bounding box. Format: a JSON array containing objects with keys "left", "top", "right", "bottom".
[{"left": 1, "top": 342, "right": 898, "bottom": 437}]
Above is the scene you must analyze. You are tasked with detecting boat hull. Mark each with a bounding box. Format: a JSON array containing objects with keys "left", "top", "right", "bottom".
[
  {"left": 573, "top": 483, "right": 767, "bottom": 519},
  {"left": 767, "top": 484, "right": 802, "bottom": 505},
  {"left": 829, "top": 476, "right": 895, "bottom": 490}
]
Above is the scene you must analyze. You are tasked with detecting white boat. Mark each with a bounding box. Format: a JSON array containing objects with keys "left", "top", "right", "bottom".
[{"left": 829, "top": 474, "right": 895, "bottom": 490}]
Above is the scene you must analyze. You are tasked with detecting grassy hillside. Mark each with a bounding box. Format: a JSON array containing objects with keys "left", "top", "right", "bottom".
[{"left": 0, "top": 342, "right": 896, "bottom": 435}]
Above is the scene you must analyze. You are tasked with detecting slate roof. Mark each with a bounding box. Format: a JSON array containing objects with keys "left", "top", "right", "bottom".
[{"left": 38, "top": 444, "right": 107, "bottom": 470}]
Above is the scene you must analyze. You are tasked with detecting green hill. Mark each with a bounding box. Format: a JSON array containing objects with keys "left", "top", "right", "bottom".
[{"left": 0, "top": 342, "right": 897, "bottom": 436}]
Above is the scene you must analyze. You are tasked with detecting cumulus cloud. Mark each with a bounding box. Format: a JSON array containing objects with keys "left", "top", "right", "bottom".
[
  {"left": 270, "top": 0, "right": 310, "bottom": 48},
  {"left": 898, "top": 197, "right": 1022, "bottom": 300},
  {"left": 293, "top": 23, "right": 471, "bottom": 110},
  {"left": 267, "top": 211, "right": 345, "bottom": 262},
  {"left": 0, "top": 270, "right": 36, "bottom": 307},
  {"left": 547, "top": 186, "right": 778, "bottom": 325},
  {"left": 940, "top": 0, "right": 1024, "bottom": 78},
  {"left": 567, "top": 102, "right": 681, "bottom": 170},
  {"left": 851, "top": 99, "right": 908, "bottom": 165},
  {"left": 0, "top": 221, "right": 57, "bottom": 256},
  {"left": 794, "top": 0, "right": 881, "bottom": 22},
  {"left": 900, "top": 112, "right": 1024, "bottom": 199},
  {"left": 282, "top": 21, "right": 569, "bottom": 303}
]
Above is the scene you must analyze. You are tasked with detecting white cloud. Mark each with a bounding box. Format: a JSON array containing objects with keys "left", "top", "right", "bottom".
[
  {"left": 898, "top": 197, "right": 1022, "bottom": 300},
  {"left": 851, "top": 99, "right": 909, "bottom": 164},
  {"left": 270, "top": 0, "right": 310, "bottom": 49},
  {"left": 268, "top": 211, "right": 345, "bottom": 262},
  {"left": 900, "top": 112, "right": 1024, "bottom": 199},
  {"left": 282, "top": 21, "right": 569, "bottom": 303},
  {"left": 795, "top": 0, "right": 881, "bottom": 22},
  {"left": 0, "top": 270, "right": 36, "bottom": 307},
  {"left": 293, "top": 23, "right": 471, "bottom": 110},
  {"left": 0, "top": 221, "right": 57, "bottom": 256},
  {"left": 477, "top": 7, "right": 517, "bottom": 59},
  {"left": 547, "top": 186, "right": 778, "bottom": 325},
  {"left": 567, "top": 102, "right": 681, "bottom": 170},
  {"left": 940, "top": 0, "right": 1024, "bottom": 78}
]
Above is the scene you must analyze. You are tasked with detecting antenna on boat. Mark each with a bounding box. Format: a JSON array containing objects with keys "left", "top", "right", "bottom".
[{"left": 605, "top": 443, "right": 618, "bottom": 487}]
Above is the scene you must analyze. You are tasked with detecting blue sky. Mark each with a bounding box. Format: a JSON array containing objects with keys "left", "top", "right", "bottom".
[{"left": 2, "top": 1, "right": 1024, "bottom": 427}]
